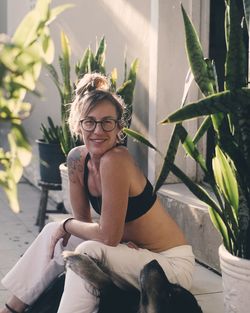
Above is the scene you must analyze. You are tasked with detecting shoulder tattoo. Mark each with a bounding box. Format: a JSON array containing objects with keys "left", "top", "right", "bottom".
[{"left": 67, "top": 148, "right": 84, "bottom": 183}]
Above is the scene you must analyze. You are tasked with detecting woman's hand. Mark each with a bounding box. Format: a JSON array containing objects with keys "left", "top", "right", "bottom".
[
  {"left": 49, "top": 223, "right": 71, "bottom": 259},
  {"left": 124, "top": 241, "right": 139, "bottom": 249}
]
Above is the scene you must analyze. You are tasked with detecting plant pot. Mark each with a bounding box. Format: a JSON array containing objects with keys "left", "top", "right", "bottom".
[
  {"left": 36, "top": 139, "right": 66, "bottom": 185},
  {"left": 59, "top": 162, "right": 72, "bottom": 213},
  {"left": 219, "top": 244, "right": 250, "bottom": 313}
]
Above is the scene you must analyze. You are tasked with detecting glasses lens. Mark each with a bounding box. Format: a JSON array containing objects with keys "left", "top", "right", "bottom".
[
  {"left": 81, "top": 119, "right": 95, "bottom": 131},
  {"left": 101, "top": 119, "right": 116, "bottom": 131}
]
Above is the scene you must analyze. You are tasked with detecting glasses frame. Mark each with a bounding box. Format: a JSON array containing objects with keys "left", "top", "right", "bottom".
[{"left": 80, "top": 117, "right": 119, "bottom": 132}]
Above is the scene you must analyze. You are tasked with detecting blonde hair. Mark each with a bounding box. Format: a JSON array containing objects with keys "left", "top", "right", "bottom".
[{"left": 68, "top": 73, "right": 125, "bottom": 137}]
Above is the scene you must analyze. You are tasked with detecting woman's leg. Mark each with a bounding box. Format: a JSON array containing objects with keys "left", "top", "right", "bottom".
[
  {"left": 75, "top": 241, "right": 195, "bottom": 289},
  {"left": 58, "top": 240, "right": 195, "bottom": 313},
  {"left": 1, "top": 222, "right": 82, "bottom": 310},
  {"left": 57, "top": 269, "right": 99, "bottom": 313}
]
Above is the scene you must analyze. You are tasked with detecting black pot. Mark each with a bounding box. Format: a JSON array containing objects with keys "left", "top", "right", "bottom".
[{"left": 36, "top": 139, "right": 66, "bottom": 185}]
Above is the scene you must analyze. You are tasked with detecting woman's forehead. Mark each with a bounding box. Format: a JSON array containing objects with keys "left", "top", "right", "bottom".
[{"left": 85, "top": 100, "right": 118, "bottom": 116}]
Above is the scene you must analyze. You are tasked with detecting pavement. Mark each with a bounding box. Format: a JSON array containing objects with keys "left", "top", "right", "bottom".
[{"left": 0, "top": 178, "right": 225, "bottom": 312}]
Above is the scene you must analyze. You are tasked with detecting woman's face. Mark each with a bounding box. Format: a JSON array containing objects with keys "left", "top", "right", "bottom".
[{"left": 80, "top": 100, "right": 121, "bottom": 157}]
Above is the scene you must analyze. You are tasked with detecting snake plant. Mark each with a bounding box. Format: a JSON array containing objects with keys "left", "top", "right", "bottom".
[
  {"left": 125, "top": 0, "right": 250, "bottom": 259},
  {"left": 45, "top": 34, "right": 138, "bottom": 154}
]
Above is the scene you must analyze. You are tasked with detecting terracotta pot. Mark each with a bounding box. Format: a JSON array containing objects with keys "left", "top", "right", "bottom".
[{"left": 219, "top": 244, "right": 250, "bottom": 313}]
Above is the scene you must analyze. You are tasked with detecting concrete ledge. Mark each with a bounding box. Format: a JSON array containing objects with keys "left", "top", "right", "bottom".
[{"left": 158, "top": 184, "right": 222, "bottom": 272}]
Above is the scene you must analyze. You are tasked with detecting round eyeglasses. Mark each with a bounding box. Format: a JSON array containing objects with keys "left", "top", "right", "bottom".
[{"left": 80, "top": 118, "right": 119, "bottom": 132}]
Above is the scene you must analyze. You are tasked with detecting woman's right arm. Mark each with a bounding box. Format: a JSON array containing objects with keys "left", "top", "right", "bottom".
[{"left": 67, "top": 146, "right": 92, "bottom": 222}]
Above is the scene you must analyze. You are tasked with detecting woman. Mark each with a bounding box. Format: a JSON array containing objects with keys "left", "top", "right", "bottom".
[{"left": 1, "top": 73, "right": 195, "bottom": 313}]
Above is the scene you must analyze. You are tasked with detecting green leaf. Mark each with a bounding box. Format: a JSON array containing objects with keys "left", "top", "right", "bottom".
[
  {"left": 162, "top": 90, "right": 237, "bottom": 124},
  {"left": 123, "top": 128, "right": 159, "bottom": 151},
  {"left": 176, "top": 124, "right": 207, "bottom": 172},
  {"left": 12, "top": 10, "right": 41, "bottom": 47},
  {"left": 41, "top": 32, "right": 55, "bottom": 64},
  {"left": 95, "top": 36, "right": 106, "bottom": 68},
  {"left": 212, "top": 146, "right": 239, "bottom": 212},
  {"left": 8, "top": 124, "right": 32, "bottom": 167},
  {"left": 154, "top": 125, "right": 180, "bottom": 192},
  {"left": 181, "top": 4, "right": 214, "bottom": 96},
  {"left": 168, "top": 161, "right": 223, "bottom": 215},
  {"left": 48, "top": 4, "right": 75, "bottom": 25},
  {"left": 110, "top": 68, "right": 117, "bottom": 91},
  {"left": 35, "top": 0, "right": 51, "bottom": 21},
  {"left": 208, "top": 206, "right": 230, "bottom": 251},
  {"left": 193, "top": 116, "right": 211, "bottom": 145},
  {"left": 225, "top": 0, "right": 247, "bottom": 90},
  {"left": 76, "top": 47, "right": 91, "bottom": 78}
]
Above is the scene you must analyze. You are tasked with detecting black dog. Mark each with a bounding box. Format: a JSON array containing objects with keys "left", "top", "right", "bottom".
[{"left": 63, "top": 251, "right": 203, "bottom": 313}]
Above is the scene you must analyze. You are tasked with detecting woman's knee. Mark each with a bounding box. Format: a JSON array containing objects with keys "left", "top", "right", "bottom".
[
  {"left": 36, "top": 222, "right": 60, "bottom": 240},
  {"left": 75, "top": 240, "right": 107, "bottom": 259}
]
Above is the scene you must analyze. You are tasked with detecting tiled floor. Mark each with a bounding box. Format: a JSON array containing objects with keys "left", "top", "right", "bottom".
[{"left": 0, "top": 179, "right": 225, "bottom": 312}]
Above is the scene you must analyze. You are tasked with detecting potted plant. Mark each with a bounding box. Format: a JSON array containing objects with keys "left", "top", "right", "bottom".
[
  {"left": 36, "top": 117, "right": 66, "bottom": 185},
  {"left": 46, "top": 32, "right": 139, "bottom": 212},
  {"left": 125, "top": 1, "right": 250, "bottom": 312}
]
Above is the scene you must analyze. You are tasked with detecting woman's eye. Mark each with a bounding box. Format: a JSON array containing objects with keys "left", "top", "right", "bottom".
[
  {"left": 85, "top": 120, "right": 95, "bottom": 126},
  {"left": 103, "top": 120, "right": 113, "bottom": 125}
]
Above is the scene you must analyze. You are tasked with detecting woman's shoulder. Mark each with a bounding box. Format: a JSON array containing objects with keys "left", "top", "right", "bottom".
[
  {"left": 66, "top": 145, "right": 88, "bottom": 180},
  {"left": 100, "top": 146, "right": 135, "bottom": 173},
  {"left": 67, "top": 145, "right": 87, "bottom": 163},
  {"left": 102, "top": 145, "right": 131, "bottom": 162}
]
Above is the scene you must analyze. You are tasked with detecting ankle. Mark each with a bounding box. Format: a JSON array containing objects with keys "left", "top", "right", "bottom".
[{"left": 5, "top": 304, "right": 20, "bottom": 313}]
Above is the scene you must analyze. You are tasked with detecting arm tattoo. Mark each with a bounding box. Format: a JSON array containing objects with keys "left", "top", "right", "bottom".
[{"left": 67, "top": 149, "right": 84, "bottom": 183}]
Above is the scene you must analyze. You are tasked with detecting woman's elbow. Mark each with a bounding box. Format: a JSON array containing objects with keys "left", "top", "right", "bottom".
[{"left": 101, "top": 234, "right": 121, "bottom": 247}]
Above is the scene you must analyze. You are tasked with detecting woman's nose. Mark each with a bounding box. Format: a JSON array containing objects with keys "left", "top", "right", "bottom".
[{"left": 93, "top": 122, "right": 104, "bottom": 133}]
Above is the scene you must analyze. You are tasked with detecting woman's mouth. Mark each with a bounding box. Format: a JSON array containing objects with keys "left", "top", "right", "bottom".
[{"left": 90, "top": 138, "right": 106, "bottom": 143}]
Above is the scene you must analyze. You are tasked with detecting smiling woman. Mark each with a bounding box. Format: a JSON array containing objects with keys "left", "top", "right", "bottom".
[{"left": 1, "top": 73, "right": 195, "bottom": 313}]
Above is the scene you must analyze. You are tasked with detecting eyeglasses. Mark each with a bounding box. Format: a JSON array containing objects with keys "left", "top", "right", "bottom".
[{"left": 80, "top": 118, "right": 119, "bottom": 132}]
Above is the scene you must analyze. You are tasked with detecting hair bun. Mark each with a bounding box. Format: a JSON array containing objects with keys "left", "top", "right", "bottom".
[{"left": 76, "top": 73, "right": 109, "bottom": 98}]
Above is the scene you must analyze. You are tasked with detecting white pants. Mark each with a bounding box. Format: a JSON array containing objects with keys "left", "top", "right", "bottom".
[{"left": 1, "top": 222, "right": 195, "bottom": 313}]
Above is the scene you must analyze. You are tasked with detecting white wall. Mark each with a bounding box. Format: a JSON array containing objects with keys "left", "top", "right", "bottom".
[
  {"left": 148, "top": 0, "right": 210, "bottom": 183},
  {"left": 1, "top": 0, "right": 210, "bottom": 186}
]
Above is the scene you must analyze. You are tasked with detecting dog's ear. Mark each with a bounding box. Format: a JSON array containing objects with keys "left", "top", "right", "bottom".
[{"left": 140, "top": 259, "right": 172, "bottom": 291}]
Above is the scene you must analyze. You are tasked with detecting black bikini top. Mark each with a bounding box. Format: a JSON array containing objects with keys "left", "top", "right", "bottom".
[{"left": 83, "top": 153, "right": 157, "bottom": 222}]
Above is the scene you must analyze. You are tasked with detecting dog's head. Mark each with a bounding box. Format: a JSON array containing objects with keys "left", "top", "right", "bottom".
[{"left": 140, "top": 260, "right": 203, "bottom": 313}]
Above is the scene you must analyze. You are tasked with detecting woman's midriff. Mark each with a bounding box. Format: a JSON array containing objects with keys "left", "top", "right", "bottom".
[{"left": 122, "top": 200, "right": 187, "bottom": 253}]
